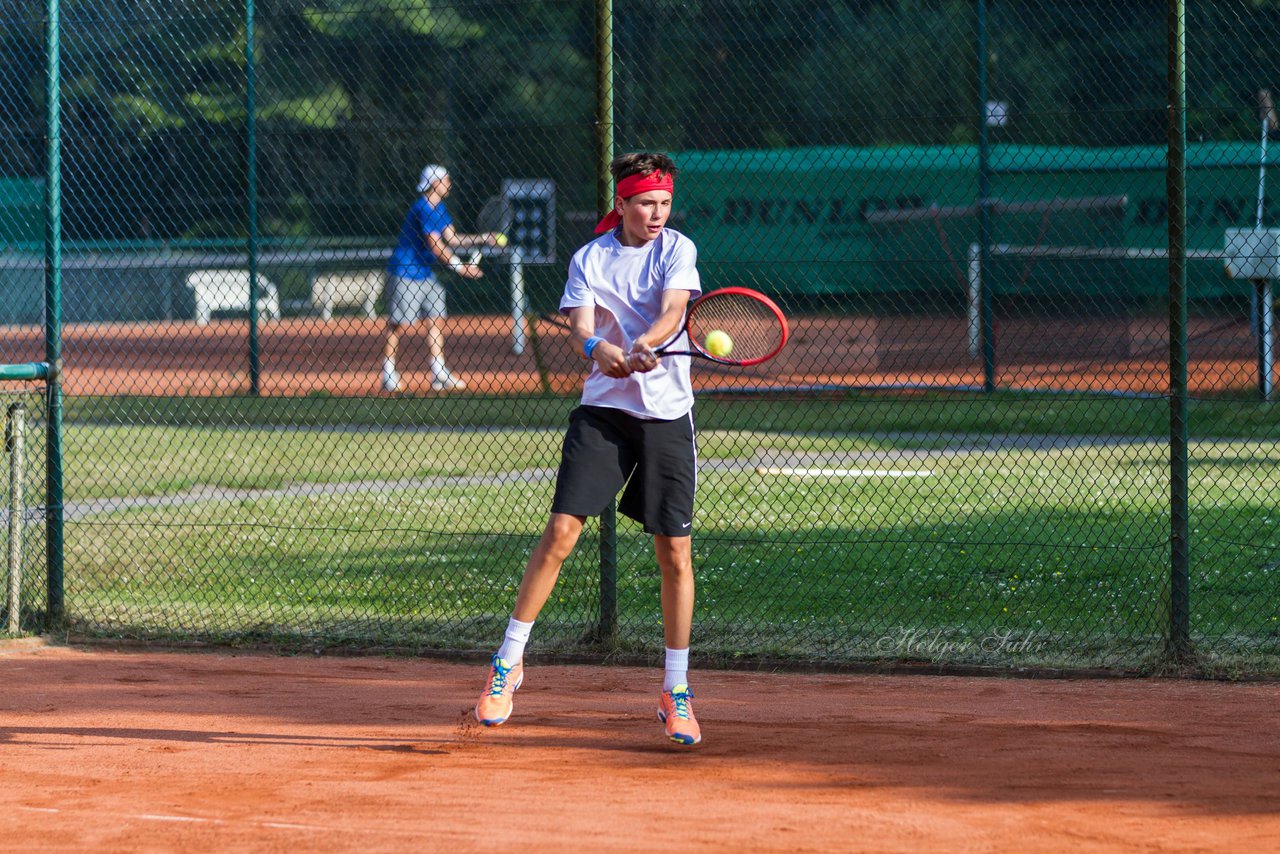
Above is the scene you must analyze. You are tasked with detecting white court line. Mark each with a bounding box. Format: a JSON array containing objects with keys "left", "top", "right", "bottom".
[
  {"left": 263, "top": 822, "right": 333, "bottom": 831},
  {"left": 755, "top": 467, "right": 934, "bottom": 478},
  {"left": 18, "top": 805, "right": 428, "bottom": 838}
]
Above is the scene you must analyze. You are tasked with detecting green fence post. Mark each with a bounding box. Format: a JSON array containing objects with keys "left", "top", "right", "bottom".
[
  {"left": 595, "top": 0, "right": 617, "bottom": 645},
  {"left": 977, "top": 0, "right": 997, "bottom": 393},
  {"left": 1166, "top": 0, "right": 1192, "bottom": 663},
  {"left": 43, "top": 0, "right": 64, "bottom": 628},
  {"left": 246, "top": 0, "right": 262, "bottom": 396}
]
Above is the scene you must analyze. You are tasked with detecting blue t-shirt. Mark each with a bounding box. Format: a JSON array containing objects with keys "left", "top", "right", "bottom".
[{"left": 387, "top": 197, "right": 452, "bottom": 280}]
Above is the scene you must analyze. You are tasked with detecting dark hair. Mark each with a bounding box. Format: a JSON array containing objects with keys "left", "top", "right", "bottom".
[{"left": 610, "top": 152, "right": 678, "bottom": 188}]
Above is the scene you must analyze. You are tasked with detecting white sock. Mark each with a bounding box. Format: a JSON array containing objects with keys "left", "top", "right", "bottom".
[
  {"left": 382, "top": 358, "right": 396, "bottom": 375},
  {"left": 497, "top": 617, "right": 534, "bottom": 664},
  {"left": 663, "top": 647, "right": 689, "bottom": 691},
  {"left": 430, "top": 358, "right": 447, "bottom": 378}
]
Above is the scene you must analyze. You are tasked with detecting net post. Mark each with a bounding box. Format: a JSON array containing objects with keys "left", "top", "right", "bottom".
[
  {"left": 1254, "top": 280, "right": 1275, "bottom": 401},
  {"left": 510, "top": 248, "right": 528, "bottom": 354},
  {"left": 967, "top": 243, "right": 981, "bottom": 359}
]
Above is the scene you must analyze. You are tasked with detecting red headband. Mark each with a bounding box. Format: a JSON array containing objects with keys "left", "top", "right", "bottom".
[{"left": 593, "top": 170, "right": 676, "bottom": 234}]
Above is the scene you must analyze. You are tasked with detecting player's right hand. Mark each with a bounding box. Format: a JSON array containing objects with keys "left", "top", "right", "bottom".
[
  {"left": 593, "top": 342, "right": 633, "bottom": 378},
  {"left": 459, "top": 263, "right": 483, "bottom": 279}
]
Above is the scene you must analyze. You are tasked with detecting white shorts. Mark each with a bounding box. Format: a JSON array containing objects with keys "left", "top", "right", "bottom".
[{"left": 386, "top": 274, "right": 446, "bottom": 325}]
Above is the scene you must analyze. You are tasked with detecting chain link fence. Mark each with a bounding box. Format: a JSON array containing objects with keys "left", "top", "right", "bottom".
[{"left": 2, "top": 0, "right": 1278, "bottom": 672}]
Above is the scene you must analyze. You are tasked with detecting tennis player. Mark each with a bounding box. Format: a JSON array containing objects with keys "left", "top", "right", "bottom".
[
  {"left": 382, "top": 164, "right": 501, "bottom": 392},
  {"left": 475, "top": 152, "right": 704, "bottom": 745}
]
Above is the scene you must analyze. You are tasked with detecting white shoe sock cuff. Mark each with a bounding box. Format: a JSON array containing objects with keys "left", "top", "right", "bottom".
[{"left": 664, "top": 647, "right": 689, "bottom": 671}]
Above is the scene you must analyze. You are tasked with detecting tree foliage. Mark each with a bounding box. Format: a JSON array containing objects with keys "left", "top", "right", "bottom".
[{"left": 3, "top": 0, "right": 1280, "bottom": 241}]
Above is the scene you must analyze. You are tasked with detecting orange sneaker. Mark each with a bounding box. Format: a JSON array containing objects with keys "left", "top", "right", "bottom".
[
  {"left": 657, "top": 684, "right": 701, "bottom": 745},
  {"left": 475, "top": 655, "right": 523, "bottom": 726}
]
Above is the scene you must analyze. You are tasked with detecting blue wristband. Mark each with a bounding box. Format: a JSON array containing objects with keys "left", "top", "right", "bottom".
[{"left": 583, "top": 336, "right": 605, "bottom": 358}]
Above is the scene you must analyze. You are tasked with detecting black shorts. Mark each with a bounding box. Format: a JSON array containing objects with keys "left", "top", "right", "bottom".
[{"left": 551, "top": 405, "right": 697, "bottom": 537}]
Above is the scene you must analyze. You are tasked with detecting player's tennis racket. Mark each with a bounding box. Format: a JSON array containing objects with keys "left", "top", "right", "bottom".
[{"left": 652, "top": 286, "right": 788, "bottom": 366}]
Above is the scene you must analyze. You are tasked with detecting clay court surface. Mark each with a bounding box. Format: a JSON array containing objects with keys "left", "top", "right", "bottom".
[
  {"left": 2, "top": 641, "right": 1278, "bottom": 852},
  {"left": 1, "top": 314, "right": 1266, "bottom": 396}
]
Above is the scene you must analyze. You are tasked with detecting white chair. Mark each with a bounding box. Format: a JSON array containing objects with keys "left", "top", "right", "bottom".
[
  {"left": 185, "top": 269, "right": 281, "bottom": 325},
  {"left": 309, "top": 270, "right": 383, "bottom": 321}
]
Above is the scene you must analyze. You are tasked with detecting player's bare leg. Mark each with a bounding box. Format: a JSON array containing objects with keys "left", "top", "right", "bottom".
[
  {"left": 513, "top": 513, "right": 586, "bottom": 621},
  {"left": 476, "top": 513, "right": 584, "bottom": 726},
  {"left": 656, "top": 535, "right": 694, "bottom": 648},
  {"left": 427, "top": 320, "right": 465, "bottom": 390},
  {"left": 655, "top": 534, "right": 700, "bottom": 745},
  {"left": 381, "top": 324, "right": 402, "bottom": 391}
]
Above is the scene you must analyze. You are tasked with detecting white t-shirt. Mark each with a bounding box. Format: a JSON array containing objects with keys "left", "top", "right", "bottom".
[{"left": 560, "top": 228, "right": 702, "bottom": 420}]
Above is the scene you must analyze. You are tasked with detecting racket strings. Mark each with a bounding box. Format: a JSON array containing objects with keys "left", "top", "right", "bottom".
[{"left": 688, "top": 295, "right": 784, "bottom": 360}]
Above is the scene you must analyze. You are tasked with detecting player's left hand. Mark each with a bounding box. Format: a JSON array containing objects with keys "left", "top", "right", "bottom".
[{"left": 627, "top": 341, "right": 658, "bottom": 373}]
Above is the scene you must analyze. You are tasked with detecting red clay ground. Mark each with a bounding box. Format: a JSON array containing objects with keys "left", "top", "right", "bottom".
[
  {"left": 2, "top": 640, "right": 1278, "bottom": 852},
  {"left": 1, "top": 314, "right": 1268, "bottom": 396}
]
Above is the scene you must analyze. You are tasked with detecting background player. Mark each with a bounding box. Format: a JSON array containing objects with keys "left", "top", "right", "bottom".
[{"left": 383, "top": 164, "right": 502, "bottom": 392}]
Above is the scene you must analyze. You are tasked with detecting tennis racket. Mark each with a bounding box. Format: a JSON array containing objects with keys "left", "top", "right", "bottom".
[{"left": 651, "top": 286, "right": 788, "bottom": 366}]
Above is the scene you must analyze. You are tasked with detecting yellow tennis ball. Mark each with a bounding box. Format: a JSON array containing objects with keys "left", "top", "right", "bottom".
[
  {"left": 494, "top": 232, "right": 509, "bottom": 247},
  {"left": 704, "top": 329, "right": 733, "bottom": 357}
]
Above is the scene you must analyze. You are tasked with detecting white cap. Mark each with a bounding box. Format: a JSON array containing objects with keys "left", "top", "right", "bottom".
[{"left": 416, "top": 164, "right": 449, "bottom": 193}]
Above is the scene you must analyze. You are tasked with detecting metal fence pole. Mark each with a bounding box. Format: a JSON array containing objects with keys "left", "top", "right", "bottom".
[
  {"left": 246, "top": 0, "right": 262, "bottom": 396},
  {"left": 43, "top": 0, "right": 64, "bottom": 627},
  {"left": 977, "top": 0, "right": 997, "bottom": 393},
  {"left": 6, "top": 404, "right": 25, "bottom": 635},
  {"left": 1166, "top": 0, "right": 1192, "bottom": 661},
  {"left": 595, "top": 0, "right": 617, "bottom": 644}
]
